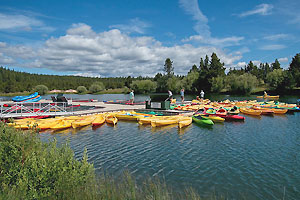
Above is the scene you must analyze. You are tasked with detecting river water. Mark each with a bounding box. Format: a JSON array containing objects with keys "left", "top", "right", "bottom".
[{"left": 4, "top": 94, "right": 300, "bottom": 199}]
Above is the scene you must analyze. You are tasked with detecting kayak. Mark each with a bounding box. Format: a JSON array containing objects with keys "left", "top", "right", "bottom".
[
  {"left": 151, "top": 117, "right": 179, "bottom": 127},
  {"left": 92, "top": 114, "right": 105, "bottom": 126},
  {"left": 72, "top": 116, "right": 95, "bottom": 128},
  {"left": 192, "top": 116, "right": 214, "bottom": 126},
  {"left": 178, "top": 117, "right": 192, "bottom": 128},
  {"left": 115, "top": 113, "right": 144, "bottom": 121},
  {"left": 239, "top": 108, "right": 262, "bottom": 116},
  {"left": 195, "top": 114, "right": 224, "bottom": 123},
  {"left": 223, "top": 115, "right": 245, "bottom": 121},
  {"left": 106, "top": 115, "right": 118, "bottom": 125},
  {"left": 252, "top": 107, "right": 274, "bottom": 115},
  {"left": 138, "top": 116, "right": 157, "bottom": 125},
  {"left": 51, "top": 120, "right": 73, "bottom": 130},
  {"left": 256, "top": 95, "right": 279, "bottom": 99}
]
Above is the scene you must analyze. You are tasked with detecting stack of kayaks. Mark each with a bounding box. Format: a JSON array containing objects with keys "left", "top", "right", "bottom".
[{"left": 12, "top": 92, "right": 41, "bottom": 102}]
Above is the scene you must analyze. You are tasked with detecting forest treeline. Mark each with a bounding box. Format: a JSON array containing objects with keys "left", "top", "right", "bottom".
[{"left": 1, "top": 52, "right": 299, "bottom": 95}]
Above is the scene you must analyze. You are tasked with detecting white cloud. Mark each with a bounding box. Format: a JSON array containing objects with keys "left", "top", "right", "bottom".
[
  {"left": 0, "top": 53, "right": 14, "bottom": 65},
  {"left": 263, "top": 34, "right": 291, "bottom": 40},
  {"left": 252, "top": 60, "right": 261, "bottom": 66},
  {"left": 236, "top": 62, "right": 247, "bottom": 68},
  {"left": 0, "top": 42, "right": 36, "bottom": 59},
  {"left": 233, "top": 47, "right": 250, "bottom": 55},
  {"left": 0, "top": 24, "right": 242, "bottom": 77},
  {"left": 182, "top": 35, "right": 244, "bottom": 47},
  {"left": 259, "top": 44, "right": 286, "bottom": 50},
  {"left": 278, "top": 57, "right": 288, "bottom": 62},
  {"left": 238, "top": 4, "right": 273, "bottom": 17},
  {"left": 109, "top": 18, "right": 151, "bottom": 34},
  {"left": 179, "top": 0, "right": 210, "bottom": 37},
  {"left": 0, "top": 13, "right": 54, "bottom": 32},
  {"left": 179, "top": 0, "right": 244, "bottom": 47}
]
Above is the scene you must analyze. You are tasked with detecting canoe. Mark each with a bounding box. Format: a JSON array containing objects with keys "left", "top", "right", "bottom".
[
  {"left": 239, "top": 108, "right": 262, "bottom": 116},
  {"left": 178, "top": 117, "right": 192, "bottom": 128},
  {"left": 92, "top": 114, "right": 105, "bottom": 126},
  {"left": 192, "top": 116, "right": 214, "bottom": 126},
  {"left": 72, "top": 116, "right": 96, "bottom": 128},
  {"left": 106, "top": 115, "right": 118, "bottom": 125}
]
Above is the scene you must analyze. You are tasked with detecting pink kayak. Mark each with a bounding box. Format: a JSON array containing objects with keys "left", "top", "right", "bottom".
[{"left": 223, "top": 115, "right": 245, "bottom": 121}]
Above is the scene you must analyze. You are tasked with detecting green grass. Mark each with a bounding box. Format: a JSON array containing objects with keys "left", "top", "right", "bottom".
[{"left": 0, "top": 123, "right": 229, "bottom": 200}]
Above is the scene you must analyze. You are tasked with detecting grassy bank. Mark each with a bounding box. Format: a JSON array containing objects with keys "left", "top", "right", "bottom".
[{"left": 0, "top": 123, "right": 224, "bottom": 200}]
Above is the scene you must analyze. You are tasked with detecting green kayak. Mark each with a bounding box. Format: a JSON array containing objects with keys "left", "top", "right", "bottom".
[{"left": 192, "top": 116, "right": 214, "bottom": 126}]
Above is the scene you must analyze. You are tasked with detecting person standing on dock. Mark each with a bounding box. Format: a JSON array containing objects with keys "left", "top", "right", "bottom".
[
  {"left": 200, "top": 90, "right": 205, "bottom": 99},
  {"left": 180, "top": 88, "right": 184, "bottom": 103},
  {"left": 129, "top": 90, "right": 134, "bottom": 104},
  {"left": 167, "top": 90, "right": 173, "bottom": 101}
]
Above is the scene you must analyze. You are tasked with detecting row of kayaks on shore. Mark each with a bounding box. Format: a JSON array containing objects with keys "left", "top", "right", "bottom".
[{"left": 7, "top": 110, "right": 225, "bottom": 131}]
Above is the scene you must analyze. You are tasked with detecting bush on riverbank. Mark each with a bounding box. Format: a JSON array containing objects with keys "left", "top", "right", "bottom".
[
  {"left": 0, "top": 123, "right": 95, "bottom": 199},
  {"left": 0, "top": 123, "right": 210, "bottom": 200},
  {"left": 33, "top": 84, "right": 49, "bottom": 95}
]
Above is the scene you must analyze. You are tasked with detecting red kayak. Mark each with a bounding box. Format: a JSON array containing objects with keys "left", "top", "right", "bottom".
[{"left": 223, "top": 115, "right": 245, "bottom": 121}]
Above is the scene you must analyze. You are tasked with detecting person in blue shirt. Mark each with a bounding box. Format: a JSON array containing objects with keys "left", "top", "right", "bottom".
[{"left": 180, "top": 88, "right": 184, "bottom": 103}]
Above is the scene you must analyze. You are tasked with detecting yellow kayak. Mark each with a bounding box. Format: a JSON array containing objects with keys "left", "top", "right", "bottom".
[
  {"left": 106, "top": 115, "right": 118, "bottom": 125},
  {"left": 51, "top": 120, "right": 73, "bottom": 130},
  {"left": 115, "top": 113, "right": 143, "bottom": 121},
  {"left": 138, "top": 117, "right": 157, "bottom": 125},
  {"left": 72, "top": 116, "right": 96, "bottom": 128},
  {"left": 178, "top": 117, "right": 192, "bottom": 128},
  {"left": 151, "top": 116, "right": 179, "bottom": 127},
  {"left": 205, "top": 115, "right": 225, "bottom": 123},
  {"left": 256, "top": 95, "right": 279, "bottom": 99},
  {"left": 92, "top": 114, "right": 105, "bottom": 126},
  {"left": 240, "top": 108, "right": 262, "bottom": 116},
  {"left": 36, "top": 118, "right": 62, "bottom": 130}
]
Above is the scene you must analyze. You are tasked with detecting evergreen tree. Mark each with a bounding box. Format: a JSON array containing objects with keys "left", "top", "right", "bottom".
[
  {"left": 289, "top": 53, "right": 300, "bottom": 86},
  {"left": 164, "top": 58, "right": 174, "bottom": 77},
  {"left": 209, "top": 53, "right": 225, "bottom": 78},
  {"left": 271, "top": 59, "right": 281, "bottom": 71}
]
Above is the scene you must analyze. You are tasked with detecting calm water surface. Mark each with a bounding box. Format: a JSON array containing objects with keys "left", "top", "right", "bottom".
[{"left": 34, "top": 94, "right": 300, "bottom": 199}]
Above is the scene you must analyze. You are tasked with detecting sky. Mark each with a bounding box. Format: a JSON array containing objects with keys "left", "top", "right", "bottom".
[{"left": 0, "top": 0, "right": 299, "bottom": 77}]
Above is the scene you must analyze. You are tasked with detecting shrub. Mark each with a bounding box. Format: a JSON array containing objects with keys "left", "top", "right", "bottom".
[
  {"left": 122, "top": 86, "right": 130, "bottom": 94},
  {"left": 130, "top": 80, "right": 157, "bottom": 94},
  {"left": 33, "top": 84, "right": 48, "bottom": 95},
  {"left": 226, "top": 73, "right": 258, "bottom": 94},
  {"left": 0, "top": 123, "right": 95, "bottom": 199},
  {"left": 166, "top": 77, "right": 182, "bottom": 93},
  {"left": 89, "top": 82, "right": 105, "bottom": 93},
  {"left": 211, "top": 76, "right": 225, "bottom": 93},
  {"left": 76, "top": 86, "right": 87, "bottom": 94}
]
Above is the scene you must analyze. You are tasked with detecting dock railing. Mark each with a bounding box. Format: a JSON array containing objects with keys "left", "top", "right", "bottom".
[{"left": 0, "top": 102, "right": 74, "bottom": 118}]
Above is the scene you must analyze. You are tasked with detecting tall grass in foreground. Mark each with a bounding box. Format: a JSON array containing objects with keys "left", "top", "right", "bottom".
[{"left": 0, "top": 123, "right": 223, "bottom": 200}]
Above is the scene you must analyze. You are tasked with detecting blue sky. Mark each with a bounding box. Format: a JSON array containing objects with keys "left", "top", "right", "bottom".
[{"left": 0, "top": 0, "right": 299, "bottom": 77}]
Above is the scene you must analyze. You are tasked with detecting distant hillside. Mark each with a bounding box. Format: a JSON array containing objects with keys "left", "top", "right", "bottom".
[{"left": 0, "top": 67, "right": 136, "bottom": 93}]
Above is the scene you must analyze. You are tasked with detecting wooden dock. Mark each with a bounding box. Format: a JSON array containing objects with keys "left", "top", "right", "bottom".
[{"left": 0, "top": 100, "right": 193, "bottom": 119}]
